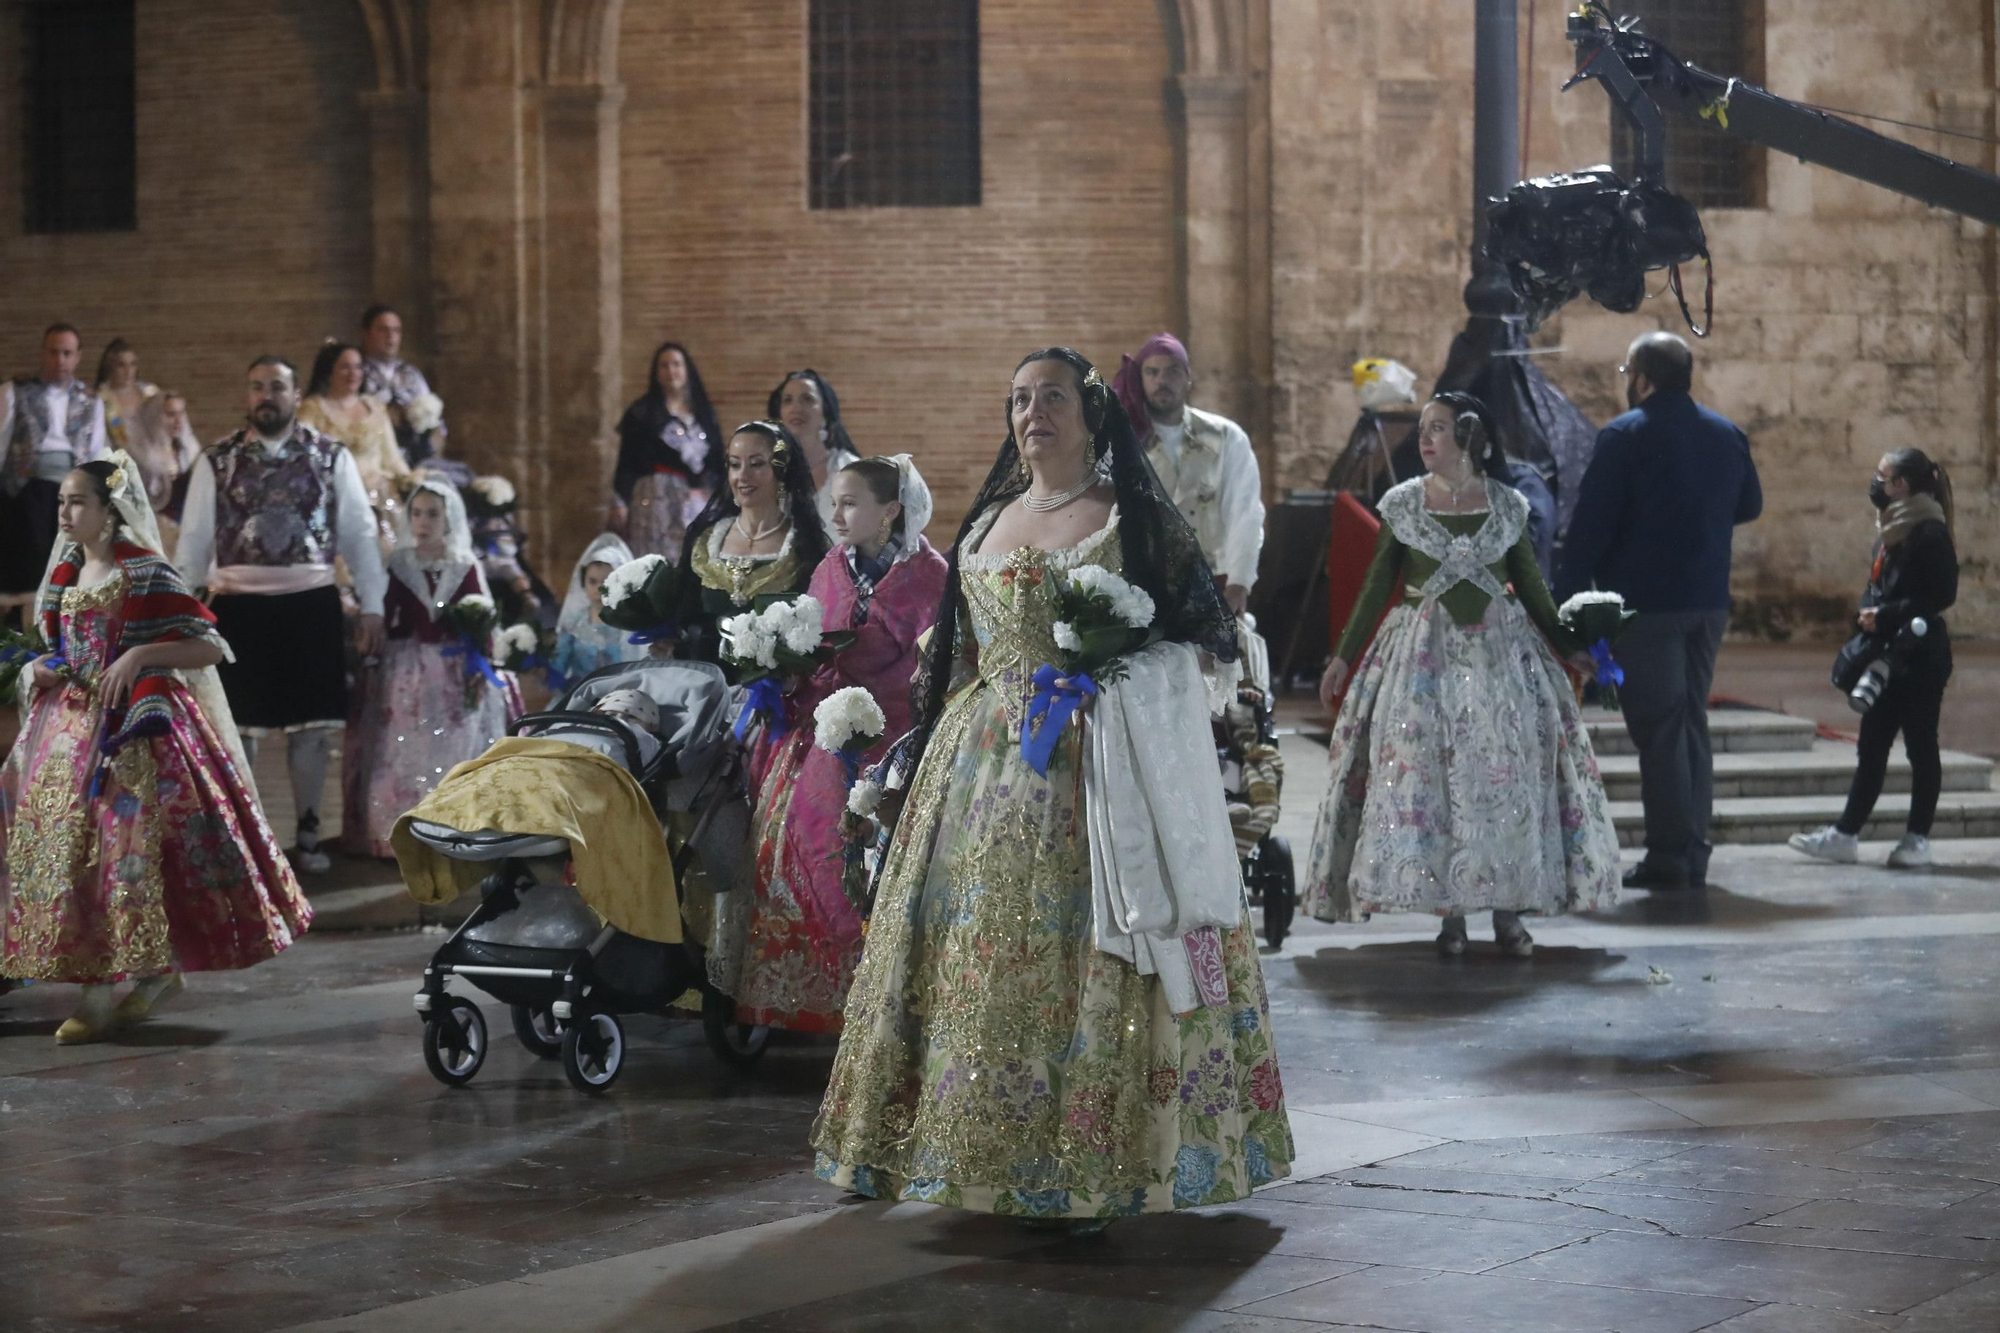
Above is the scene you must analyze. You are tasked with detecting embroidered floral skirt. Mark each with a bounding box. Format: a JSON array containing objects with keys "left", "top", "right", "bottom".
[
  {"left": 343, "top": 639, "right": 521, "bottom": 858},
  {"left": 707, "top": 728, "right": 864, "bottom": 1032},
  {"left": 810, "top": 682, "right": 1294, "bottom": 1219},
  {"left": 1303, "top": 597, "right": 1621, "bottom": 922},
  {"left": 1, "top": 680, "right": 312, "bottom": 983}
]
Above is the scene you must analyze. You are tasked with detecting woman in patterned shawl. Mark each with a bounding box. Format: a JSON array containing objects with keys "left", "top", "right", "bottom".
[
  {"left": 0, "top": 455, "right": 310, "bottom": 1044},
  {"left": 810, "top": 348, "right": 1293, "bottom": 1227},
  {"left": 1303, "top": 391, "right": 1621, "bottom": 956}
]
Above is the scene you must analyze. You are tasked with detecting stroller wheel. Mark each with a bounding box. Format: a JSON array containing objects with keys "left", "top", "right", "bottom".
[
  {"left": 561, "top": 1011, "right": 625, "bottom": 1093},
  {"left": 701, "top": 991, "right": 771, "bottom": 1068},
  {"left": 1259, "top": 834, "right": 1297, "bottom": 951},
  {"left": 422, "top": 997, "right": 488, "bottom": 1087},
  {"left": 510, "top": 1003, "right": 563, "bottom": 1058}
]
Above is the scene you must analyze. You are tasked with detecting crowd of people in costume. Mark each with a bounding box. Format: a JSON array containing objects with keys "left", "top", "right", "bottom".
[{"left": 0, "top": 307, "right": 1959, "bottom": 1228}]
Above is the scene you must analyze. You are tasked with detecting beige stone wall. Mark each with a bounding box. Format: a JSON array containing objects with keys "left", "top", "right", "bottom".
[
  {"left": 1269, "top": 0, "right": 1999, "bottom": 638},
  {"left": 0, "top": 0, "right": 377, "bottom": 441},
  {"left": 616, "top": 0, "right": 1180, "bottom": 522}
]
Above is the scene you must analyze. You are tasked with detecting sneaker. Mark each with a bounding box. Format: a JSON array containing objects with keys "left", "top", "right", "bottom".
[
  {"left": 1787, "top": 826, "right": 1858, "bottom": 864},
  {"left": 1887, "top": 833, "right": 1932, "bottom": 869},
  {"left": 294, "top": 811, "right": 331, "bottom": 875}
]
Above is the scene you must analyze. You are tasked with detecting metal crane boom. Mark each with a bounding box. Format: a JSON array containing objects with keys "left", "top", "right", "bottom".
[{"left": 1567, "top": 2, "right": 2000, "bottom": 229}]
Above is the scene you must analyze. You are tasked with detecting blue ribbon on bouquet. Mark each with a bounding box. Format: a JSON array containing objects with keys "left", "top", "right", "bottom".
[
  {"left": 734, "top": 676, "right": 788, "bottom": 741},
  {"left": 626, "top": 622, "right": 679, "bottom": 646},
  {"left": 1588, "top": 638, "right": 1625, "bottom": 690},
  {"left": 1020, "top": 663, "right": 1097, "bottom": 778},
  {"left": 528, "top": 656, "right": 569, "bottom": 695},
  {"left": 442, "top": 638, "right": 506, "bottom": 690}
]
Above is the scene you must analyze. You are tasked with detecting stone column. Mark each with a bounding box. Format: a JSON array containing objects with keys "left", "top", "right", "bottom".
[
  {"left": 424, "top": 0, "right": 531, "bottom": 485},
  {"left": 1180, "top": 72, "right": 1252, "bottom": 434},
  {"left": 538, "top": 82, "right": 625, "bottom": 562}
]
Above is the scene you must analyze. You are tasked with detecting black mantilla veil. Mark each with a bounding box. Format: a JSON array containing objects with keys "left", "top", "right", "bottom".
[
  {"left": 895, "top": 345, "right": 1236, "bottom": 796},
  {"left": 671, "top": 419, "right": 831, "bottom": 623}
]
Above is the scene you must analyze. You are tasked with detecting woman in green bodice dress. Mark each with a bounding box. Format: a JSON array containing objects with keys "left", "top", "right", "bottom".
[
  {"left": 1304, "top": 392, "right": 1621, "bottom": 956},
  {"left": 811, "top": 348, "right": 1293, "bottom": 1224},
  {"left": 671, "top": 420, "right": 830, "bottom": 669}
]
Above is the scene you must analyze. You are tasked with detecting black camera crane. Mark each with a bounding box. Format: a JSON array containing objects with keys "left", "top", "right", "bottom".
[{"left": 1487, "top": 2, "right": 2000, "bottom": 332}]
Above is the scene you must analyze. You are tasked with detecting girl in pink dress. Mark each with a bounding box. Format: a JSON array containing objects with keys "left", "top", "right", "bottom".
[
  {"left": 341, "top": 479, "right": 521, "bottom": 857},
  {"left": 710, "top": 456, "right": 947, "bottom": 1032},
  {"left": 0, "top": 456, "right": 311, "bottom": 1044}
]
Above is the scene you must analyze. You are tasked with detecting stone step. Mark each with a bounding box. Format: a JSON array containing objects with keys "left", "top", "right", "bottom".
[
  {"left": 1596, "top": 738, "right": 1995, "bottom": 801},
  {"left": 1608, "top": 790, "right": 2000, "bottom": 847},
  {"left": 1583, "top": 707, "right": 1818, "bottom": 755}
]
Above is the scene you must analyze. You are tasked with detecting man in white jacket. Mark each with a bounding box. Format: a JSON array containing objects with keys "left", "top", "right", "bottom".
[{"left": 1114, "top": 332, "right": 1265, "bottom": 616}]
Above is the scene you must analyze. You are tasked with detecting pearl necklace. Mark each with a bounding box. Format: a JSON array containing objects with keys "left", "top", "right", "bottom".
[
  {"left": 1022, "top": 474, "right": 1096, "bottom": 513},
  {"left": 735, "top": 514, "right": 788, "bottom": 543}
]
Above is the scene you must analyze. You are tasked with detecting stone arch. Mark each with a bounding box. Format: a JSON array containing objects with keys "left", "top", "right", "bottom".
[{"left": 542, "top": 0, "right": 624, "bottom": 85}]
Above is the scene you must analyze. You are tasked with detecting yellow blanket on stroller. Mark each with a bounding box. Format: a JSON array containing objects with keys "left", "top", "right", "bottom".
[{"left": 391, "top": 737, "right": 683, "bottom": 944}]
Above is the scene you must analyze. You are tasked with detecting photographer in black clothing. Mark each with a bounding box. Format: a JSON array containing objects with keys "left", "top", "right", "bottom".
[{"left": 1790, "top": 448, "right": 1959, "bottom": 869}]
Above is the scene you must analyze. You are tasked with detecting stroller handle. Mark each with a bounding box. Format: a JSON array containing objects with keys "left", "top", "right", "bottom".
[{"left": 512, "top": 710, "right": 653, "bottom": 779}]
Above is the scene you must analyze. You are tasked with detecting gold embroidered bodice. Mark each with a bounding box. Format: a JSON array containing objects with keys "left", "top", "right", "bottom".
[
  {"left": 59, "top": 571, "right": 128, "bottom": 680},
  {"left": 957, "top": 506, "right": 1123, "bottom": 733},
  {"left": 689, "top": 516, "right": 804, "bottom": 609}
]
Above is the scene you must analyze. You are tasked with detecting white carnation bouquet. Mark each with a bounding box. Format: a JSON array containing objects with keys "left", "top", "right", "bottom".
[
  {"left": 468, "top": 474, "right": 514, "bottom": 508},
  {"left": 495, "top": 620, "right": 543, "bottom": 672},
  {"left": 719, "top": 595, "right": 853, "bottom": 739},
  {"left": 404, "top": 392, "right": 445, "bottom": 435},
  {"left": 1021, "top": 567, "right": 1161, "bottom": 776},
  {"left": 440, "top": 593, "right": 502, "bottom": 708},
  {"left": 814, "top": 687, "right": 887, "bottom": 779},
  {"left": 1557, "top": 589, "right": 1638, "bottom": 711},
  {"left": 601, "top": 554, "right": 666, "bottom": 617}
]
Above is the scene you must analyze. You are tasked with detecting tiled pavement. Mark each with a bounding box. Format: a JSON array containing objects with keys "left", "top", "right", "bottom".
[{"left": 6, "top": 697, "right": 2000, "bottom": 1330}]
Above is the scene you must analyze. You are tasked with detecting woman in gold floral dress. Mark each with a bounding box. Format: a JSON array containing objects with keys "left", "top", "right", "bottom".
[{"left": 811, "top": 348, "right": 1292, "bottom": 1224}]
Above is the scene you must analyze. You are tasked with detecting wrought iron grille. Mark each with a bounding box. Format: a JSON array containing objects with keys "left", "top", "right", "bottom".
[
  {"left": 809, "top": 0, "right": 980, "bottom": 210},
  {"left": 1611, "top": 0, "right": 1765, "bottom": 208},
  {"left": 22, "top": 0, "right": 137, "bottom": 233}
]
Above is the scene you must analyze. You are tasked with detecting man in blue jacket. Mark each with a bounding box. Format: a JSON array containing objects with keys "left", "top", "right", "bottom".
[{"left": 1557, "top": 332, "right": 1762, "bottom": 889}]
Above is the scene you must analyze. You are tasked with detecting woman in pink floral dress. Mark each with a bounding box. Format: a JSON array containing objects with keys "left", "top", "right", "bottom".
[
  {"left": 0, "top": 456, "right": 311, "bottom": 1044},
  {"left": 710, "top": 456, "right": 946, "bottom": 1032}
]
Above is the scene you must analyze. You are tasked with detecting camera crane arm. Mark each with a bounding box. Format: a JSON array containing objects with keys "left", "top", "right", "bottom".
[{"left": 1567, "top": 1, "right": 2000, "bottom": 229}]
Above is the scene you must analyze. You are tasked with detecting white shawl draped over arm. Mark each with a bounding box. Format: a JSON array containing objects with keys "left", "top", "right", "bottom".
[{"left": 1083, "top": 639, "right": 1244, "bottom": 1014}]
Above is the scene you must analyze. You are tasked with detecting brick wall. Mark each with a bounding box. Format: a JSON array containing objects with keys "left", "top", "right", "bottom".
[
  {"left": 616, "top": 0, "right": 1178, "bottom": 532},
  {"left": 1269, "top": 0, "right": 1998, "bottom": 638},
  {"left": 0, "top": 0, "right": 376, "bottom": 445}
]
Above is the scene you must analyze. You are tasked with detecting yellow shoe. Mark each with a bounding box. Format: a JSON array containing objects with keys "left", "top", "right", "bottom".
[
  {"left": 113, "top": 973, "right": 184, "bottom": 1025},
  {"left": 55, "top": 1013, "right": 111, "bottom": 1045}
]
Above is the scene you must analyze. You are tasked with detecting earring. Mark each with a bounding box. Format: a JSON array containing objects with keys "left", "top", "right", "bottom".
[
  {"left": 1014, "top": 454, "right": 1030, "bottom": 486},
  {"left": 876, "top": 516, "right": 895, "bottom": 546}
]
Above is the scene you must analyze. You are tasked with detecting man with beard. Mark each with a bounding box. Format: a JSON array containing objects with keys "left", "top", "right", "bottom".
[
  {"left": 0, "top": 323, "right": 108, "bottom": 593},
  {"left": 1112, "top": 332, "right": 1264, "bottom": 616},
  {"left": 358, "top": 304, "right": 445, "bottom": 468},
  {"left": 175, "top": 356, "right": 387, "bottom": 873},
  {"left": 1557, "top": 332, "right": 1762, "bottom": 891}
]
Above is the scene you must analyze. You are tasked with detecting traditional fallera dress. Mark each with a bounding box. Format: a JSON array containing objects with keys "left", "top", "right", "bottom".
[
  {"left": 614, "top": 405, "right": 713, "bottom": 563},
  {"left": 1302, "top": 476, "right": 1621, "bottom": 922},
  {"left": 810, "top": 509, "right": 1294, "bottom": 1219},
  {"left": 712, "top": 536, "right": 947, "bottom": 1032},
  {"left": 341, "top": 550, "right": 522, "bottom": 858},
  {"left": 0, "top": 543, "right": 311, "bottom": 982}
]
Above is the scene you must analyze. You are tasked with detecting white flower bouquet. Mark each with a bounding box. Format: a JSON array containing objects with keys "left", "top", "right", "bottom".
[
  {"left": 1558, "top": 590, "right": 1638, "bottom": 711},
  {"left": 404, "top": 392, "right": 445, "bottom": 435},
  {"left": 814, "top": 686, "right": 887, "bottom": 789},
  {"left": 720, "top": 595, "right": 854, "bottom": 739},
  {"left": 440, "top": 594, "right": 502, "bottom": 707},
  {"left": 597, "top": 553, "right": 682, "bottom": 641},
  {"left": 495, "top": 620, "right": 543, "bottom": 672},
  {"left": 1021, "top": 568, "right": 1160, "bottom": 776},
  {"left": 468, "top": 474, "right": 514, "bottom": 507}
]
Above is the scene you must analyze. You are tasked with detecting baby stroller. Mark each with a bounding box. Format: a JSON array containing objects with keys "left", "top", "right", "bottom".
[
  {"left": 1217, "top": 682, "right": 1296, "bottom": 950},
  {"left": 403, "top": 657, "right": 766, "bottom": 1093}
]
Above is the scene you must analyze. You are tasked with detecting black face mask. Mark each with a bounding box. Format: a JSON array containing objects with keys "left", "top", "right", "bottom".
[{"left": 1868, "top": 477, "right": 1892, "bottom": 510}]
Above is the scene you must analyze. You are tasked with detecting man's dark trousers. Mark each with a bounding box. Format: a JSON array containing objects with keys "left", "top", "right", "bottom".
[{"left": 1617, "top": 610, "right": 1729, "bottom": 882}]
